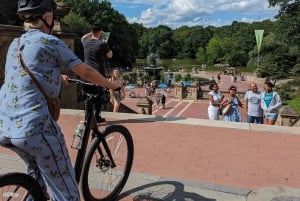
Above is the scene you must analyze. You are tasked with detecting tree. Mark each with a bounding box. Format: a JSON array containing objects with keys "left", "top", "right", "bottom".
[
  {"left": 206, "top": 37, "right": 224, "bottom": 64},
  {"left": 60, "top": 0, "right": 138, "bottom": 68},
  {"left": 253, "top": 32, "right": 296, "bottom": 79},
  {"left": 195, "top": 47, "right": 207, "bottom": 64},
  {"left": 138, "top": 25, "right": 175, "bottom": 59},
  {"left": 0, "top": 0, "right": 22, "bottom": 25},
  {"left": 62, "top": 12, "right": 90, "bottom": 35}
]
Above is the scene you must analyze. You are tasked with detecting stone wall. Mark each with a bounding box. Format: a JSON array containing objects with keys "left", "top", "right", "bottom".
[
  {"left": 0, "top": 24, "right": 78, "bottom": 109},
  {"left": 0, "top": 25, "right": 24, "bottom": 84}
]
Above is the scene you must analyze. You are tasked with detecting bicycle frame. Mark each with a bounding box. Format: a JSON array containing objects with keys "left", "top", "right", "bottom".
[
  {"left": 0, "top": 79, "right": 125, "bottom": 201},
  {"left": 73, "top": 84, "right": 116, "bottom": 183}
]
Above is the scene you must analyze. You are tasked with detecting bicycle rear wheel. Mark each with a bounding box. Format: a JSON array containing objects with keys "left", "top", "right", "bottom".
[
  {"left": 0, "top": 172, "right": 46, "bottom": 201},
  {"left": 80, "top": 125, "right": 134, "bottom": 201}
]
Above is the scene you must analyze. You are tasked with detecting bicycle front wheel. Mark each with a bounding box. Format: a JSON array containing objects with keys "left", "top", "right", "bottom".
[
  {"left": 80, "top": 125, "right": 134, "bottom": 201},
  {"left": 0, "top": 172, "right": 46, "bottom": 201}
]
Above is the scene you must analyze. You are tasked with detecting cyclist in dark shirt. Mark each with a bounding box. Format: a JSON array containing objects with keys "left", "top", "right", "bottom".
[{"left": 81, "top": 24, "right": 112, "bottom": 123}]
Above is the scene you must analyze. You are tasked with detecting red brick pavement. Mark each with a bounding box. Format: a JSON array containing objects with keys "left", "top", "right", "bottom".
[
  {"left": 1, "top": 73, "right": 299, "bottom": 194},
  {"left": 2, "top": 113, "right": 300, "bottom": 191},
  {"left": 64, "top": 115, "right": 300, "bottom": 191}
]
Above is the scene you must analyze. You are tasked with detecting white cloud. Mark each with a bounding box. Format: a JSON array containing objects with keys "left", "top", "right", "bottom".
[{"left": 111, "top": 0, "right": 279, "bottom": 28}]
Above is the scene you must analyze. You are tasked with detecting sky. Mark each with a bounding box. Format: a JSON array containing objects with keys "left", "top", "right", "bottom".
[{"left": 109, "top": 0, "right": 279, "bottom": 29}]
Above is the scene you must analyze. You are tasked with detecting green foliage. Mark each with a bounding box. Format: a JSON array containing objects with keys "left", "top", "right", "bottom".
[
  {"left": 276, "top": 78, "right": 300, "bottom": 110},
  {"left": 206, "top": 37, "right": 223, "bottom": 64},
  {"left": 292, "top": 64, "right": 300, "bottom": 76},
  {"left": 2, "top": 0, "right": 298, "bottom": 81},
  {"left": 160, "top": 73, "right": 165, "bottom": 83},
  {"left": 195, "top": 47, "right": 207, "bottom": 64},
  {"left": 122, "top": 72, "right": 137, "bottom": 84},
  {"left": 183, "top": 73, "right": 192, "bottom": 81},
  {"left": 287, "top": 98, "right": 300, "bottom": 115},
  {"left": 0, "top": 0, "right": 21, "bottom": 25},
  {"left": 175, "top": 74, "right": 182, "bottom": 82},
  {"left": 62, "top": 12, "right": 90, "bottom": 35}
]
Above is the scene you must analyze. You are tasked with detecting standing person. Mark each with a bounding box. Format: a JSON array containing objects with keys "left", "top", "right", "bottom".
[
  {"left": 217, "top": 73, "right": 221, "bottom": 83},
  {"left": 81, "top": 23, "right": 113, "bottom": 123},
  {"left": 244, "top": 82, "right": 263, "bottom": 124},
  {"left": 155, "top": 91, "right": 162, "bottom": 110},
  {"left": 0, "top": 1, "right": 121, "bottom": 201},
  {"left": 145, "top": 82, "right": 151, "bottom": 98},
  {"left": 161, "top": 89, "right": 167, "bottom": 109},
  {"left": 109, "top": 68, "right": 125, "bottom": 112},
  {"left": 207, "top": 82, "right": 224, "bottom": 120},
  {"left": 222, "top": 85, "right": 243, "bottom": 122},
  {"left": 261, "top": 81, "right": 282, "bottom": 125}
]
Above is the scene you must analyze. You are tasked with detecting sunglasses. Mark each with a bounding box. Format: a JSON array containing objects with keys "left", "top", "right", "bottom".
[{"left": 230, "top": 88, "right": 236, "bottom": 91}]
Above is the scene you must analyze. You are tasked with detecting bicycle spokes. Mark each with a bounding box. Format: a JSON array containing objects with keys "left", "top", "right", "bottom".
[{"left": 1, "top": 185, "right": 32, "bottom": 201}]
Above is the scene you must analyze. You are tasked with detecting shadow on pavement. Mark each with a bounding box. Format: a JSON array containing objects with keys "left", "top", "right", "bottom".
[
  {"left": 271, "top": 196, "right": 300, "bottom": 201},
  {"left": 118, "top": 181, "right": 216, "bottom": 201},
  {"left": 102, "top": 116, "right": 187, "bottom": 125}
]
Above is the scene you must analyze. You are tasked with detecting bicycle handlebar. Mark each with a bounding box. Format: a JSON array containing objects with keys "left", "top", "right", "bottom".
[
  {"left": 67, "top": 78, "right": 121, "bottom": 91},
  {"left": 67, "top": 78, "right": 94, "bottom": 86}
]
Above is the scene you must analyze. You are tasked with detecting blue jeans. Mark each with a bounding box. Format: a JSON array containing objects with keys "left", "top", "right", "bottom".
[{"left": 247, "top": 115, "right": 263, "bottom": 124}]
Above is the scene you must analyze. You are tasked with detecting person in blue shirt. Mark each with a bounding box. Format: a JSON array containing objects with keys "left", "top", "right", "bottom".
[
  {"left": 222, "top": 85, "right": 244, "bottom": 122},
  {"left": 0, "top": 0, "right": 120, "bottom": 200},
  {"left": 261, "top": 81, "right": 282, "bottom": 125}
]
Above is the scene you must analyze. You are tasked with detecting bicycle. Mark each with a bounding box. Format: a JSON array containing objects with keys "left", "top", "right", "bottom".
[{"left": 0, "top": 78, "right": 134, "bottom": 201}]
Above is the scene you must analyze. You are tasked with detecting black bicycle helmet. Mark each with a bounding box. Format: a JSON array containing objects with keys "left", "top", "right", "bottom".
[{"left": 18, "top": 0, "right": 57, "bottom": 20}]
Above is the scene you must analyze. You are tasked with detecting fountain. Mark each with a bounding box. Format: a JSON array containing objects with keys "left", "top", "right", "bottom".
[{"left": 143, "top": 53, "right": 164, "bottom": 81}]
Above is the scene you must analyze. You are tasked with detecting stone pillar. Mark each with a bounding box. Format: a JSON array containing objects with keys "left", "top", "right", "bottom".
[
  {"left": 174, "top": 83, "right": 184, "bottom": 99},
  {"left": 185, "top": 82, "right": 198, "bottom": 100},
  {"left": 279, "top": 106, "right": 300, "bottom": 127},
  {"left": 136, "top": 97, "right": 153, "bottom": 115}
]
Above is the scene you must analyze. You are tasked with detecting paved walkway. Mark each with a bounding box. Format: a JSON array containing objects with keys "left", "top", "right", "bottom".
[
  {"left": 1, "top": 73, "right": 300, "bottom": 200},
  {"left": 122, "top": 72, "right": 266, "bottom": 121},
  {"left": 1, "top": 110, "right": 300, "bottom": 201}
]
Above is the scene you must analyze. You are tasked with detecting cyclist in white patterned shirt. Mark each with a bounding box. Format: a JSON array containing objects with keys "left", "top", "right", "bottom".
[{"left": 0, "top": 1, "right": 120, "bottom": 200}]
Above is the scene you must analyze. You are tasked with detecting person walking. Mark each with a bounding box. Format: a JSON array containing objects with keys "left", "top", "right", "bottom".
[
  {"left": 81, "top": 23, "right": 113, "bottom": 123},
  {"left": 161, "top": 89, "right": 167, "bottom": 109},
  {"left": 207, "top": 82, "right": 224, "bottom": 120},
  {"left": 155, "top": 91, "right": 162, "bottom": 110},
  {"left": 109, "top": 68, "right": 125, "bottom": 112},
  {"left": 222, "top": 85, "right": 243, "bottom": 122},
  {"left": 261, "top": 81, "right": 282, "bottom": 125},
  {"left": 244, "top": 82, "right": 263, "bottom": 124},
  {"left": 0, "top": 1, "right": 120, "bottom": 200}
]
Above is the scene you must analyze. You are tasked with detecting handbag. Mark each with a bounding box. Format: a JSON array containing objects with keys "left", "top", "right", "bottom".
[
  {"left": 218, "top": 107, "right": 223, "bottom": 116},
  {"left": 222, "top": 103, "right": 232, "bottom": 115},
  {"left": 17, "top": 38, "right": 61, "bottom": 121}
]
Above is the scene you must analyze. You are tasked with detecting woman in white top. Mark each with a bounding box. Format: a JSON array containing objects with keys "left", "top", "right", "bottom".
[{"left": 208, "top": 82, "right": 224, "bottom": 120}]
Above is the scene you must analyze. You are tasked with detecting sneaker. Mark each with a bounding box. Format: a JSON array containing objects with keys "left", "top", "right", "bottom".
[{"left": 96, "top": 116, "right": 106, "bottom": 123}]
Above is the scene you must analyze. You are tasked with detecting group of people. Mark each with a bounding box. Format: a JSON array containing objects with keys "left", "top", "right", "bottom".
[{"left": 208, "top": 80, "right": 282, "bottom": 125}]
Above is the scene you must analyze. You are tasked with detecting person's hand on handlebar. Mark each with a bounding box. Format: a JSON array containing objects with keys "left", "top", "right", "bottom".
[{"left": 61, "top": 74, "right": 70, "bottom": 85}]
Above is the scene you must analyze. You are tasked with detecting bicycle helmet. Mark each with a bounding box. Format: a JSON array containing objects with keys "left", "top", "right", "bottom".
[{"left": 17, "top": 0, "right": 57, "bottom": 21}]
